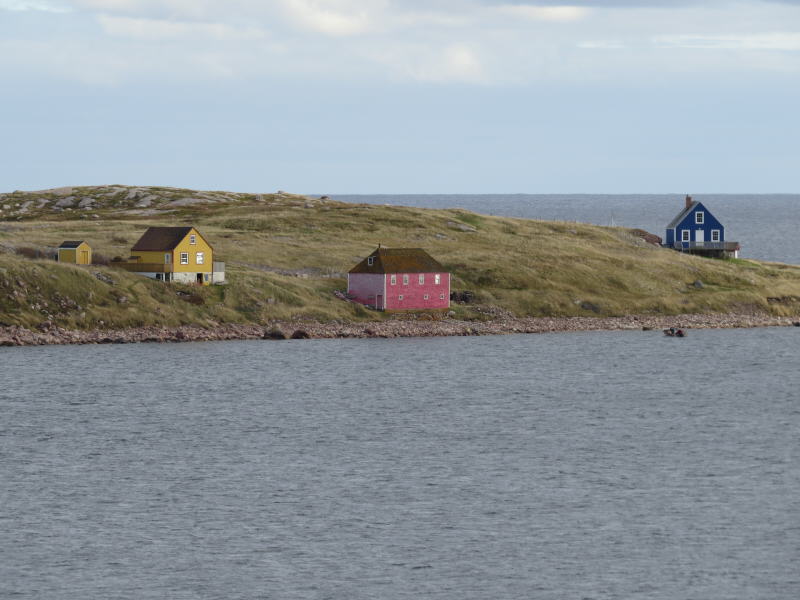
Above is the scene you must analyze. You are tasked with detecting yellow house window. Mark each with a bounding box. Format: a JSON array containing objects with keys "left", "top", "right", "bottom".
[
  {"left": 164, "top": 253, "right": 171, "bottom": 264},
  {"left": 190, "top": 234, "right": 196, "bottom": 245},
  {"left": 196, "top": 252, "right": 204, "bottom": 265},
  {"left": 180, "top": 252, "right": 189, "bottom": 265}
]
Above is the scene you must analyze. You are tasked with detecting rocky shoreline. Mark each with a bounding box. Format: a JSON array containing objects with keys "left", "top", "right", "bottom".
[{"left": 1, "top": 312, "right": 799, "bottom": 347}]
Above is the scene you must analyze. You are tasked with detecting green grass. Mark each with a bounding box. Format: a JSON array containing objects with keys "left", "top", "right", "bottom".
[{"left": 2, "top": 185, "right": 800, "bottom": 330}]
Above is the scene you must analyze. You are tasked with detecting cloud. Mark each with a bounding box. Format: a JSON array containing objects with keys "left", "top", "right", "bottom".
[
  {"left": 492, "top": 4, "right": 590, "bottom": 21},
  {"left": 278, "top": 0, "right": 375, "bottom": 36},
  {"left": 0, "top": 0, "right": 70, "bottom": 11},
  {"left": 654, "top": 32, "right": 800, "bottom": 50},
  {"left": 97, "top": 15, "right": 266, "bottom": 41},
  {"left": 373, "top": 42, "right": 488, "bottom": 83}
]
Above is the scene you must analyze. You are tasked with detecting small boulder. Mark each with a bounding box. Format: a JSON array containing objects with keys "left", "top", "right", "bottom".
[
  {"left": 693, "top": 280, "right": 704, "bottom": 289},
  {"left": 263, "top": 328, "right": 287, "bottom": 340},
  {"left": 290, "top": 329, "right": 310, "bottom": 339}
]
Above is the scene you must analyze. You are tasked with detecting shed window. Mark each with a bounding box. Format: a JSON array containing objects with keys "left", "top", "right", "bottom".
[
  {"left": 367, "top": 256, "right": 374, "bottom": 266},
  {"left": 419, "top": 274, "right": 425, "bottom": 285},
  {"left": 695, "top": 212, "right": 704, "bottom": 224},
  {"left": 196, "top": 252, "right": 204, "bottom": 265},
  {"left": 390, "top": 274, "right": 396, "bottom": 285},
  {"left": 403, "top": 274, "right": 409, "bottom": 285},
  {"left": 711, "top": 230, "right": 720, "bottom": 242},
  {"left": 434, "top": 274, "right": 441, "bottom": 285},
  {"left": 180, "top": 252, "right": 189, "bottom": 265},
  {"left": 190, "top": 234, "right": 197, "bottom": 245},
  {"left": 681, "top": 230, "right": 690, "bottom": 242}
]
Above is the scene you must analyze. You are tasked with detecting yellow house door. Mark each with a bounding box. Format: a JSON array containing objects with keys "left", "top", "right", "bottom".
[{"left": 80, "top": 250, "right": 89, "bottom": 264}]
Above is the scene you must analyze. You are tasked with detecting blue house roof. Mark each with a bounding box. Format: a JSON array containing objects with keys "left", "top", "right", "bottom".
[{"left": 666, "top": 200, "right": 701, "bottom": 229}]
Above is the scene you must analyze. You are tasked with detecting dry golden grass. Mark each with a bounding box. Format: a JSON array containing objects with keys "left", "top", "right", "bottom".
[{"left": 2, "top": 191, "right": 800, "bottom": 329}]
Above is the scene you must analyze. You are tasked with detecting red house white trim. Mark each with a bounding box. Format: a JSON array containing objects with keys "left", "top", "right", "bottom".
[{"left": 347, "top": 247, "right": 450, "bottom": 311}]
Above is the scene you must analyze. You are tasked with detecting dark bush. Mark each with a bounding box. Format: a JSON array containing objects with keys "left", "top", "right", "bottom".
[
  {"left": 91, "top": 252, "right": 111, "bottom": 266},
  {"left": 15, "top": 246, "right": 50, "bottom": 259}
]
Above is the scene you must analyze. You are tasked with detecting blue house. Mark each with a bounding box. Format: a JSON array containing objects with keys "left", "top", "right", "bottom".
[{"left": 664, "top": 196, "right": 740, "bottom": 258}]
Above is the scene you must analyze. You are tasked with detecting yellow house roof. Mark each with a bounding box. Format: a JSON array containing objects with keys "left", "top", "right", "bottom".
[{"left": 131, "top": 227, "right": 212, "bottom": 251}]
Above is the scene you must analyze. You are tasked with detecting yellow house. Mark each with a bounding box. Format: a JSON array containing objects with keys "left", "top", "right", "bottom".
[
  {"left": 58, "top": 241, "right": 92, "bottom": 265},
  {"left": 116, "top": 226, "right": 224, "bottom": 285}
]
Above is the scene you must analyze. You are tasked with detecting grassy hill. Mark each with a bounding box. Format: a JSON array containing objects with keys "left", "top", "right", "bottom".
[{"left": 2, "top": 185, "right": 800, "bottom": 330}]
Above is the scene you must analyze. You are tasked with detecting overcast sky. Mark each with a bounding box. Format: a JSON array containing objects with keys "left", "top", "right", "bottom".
[{"left": 2, "top": 0, "right": 798, "bottom": 193}]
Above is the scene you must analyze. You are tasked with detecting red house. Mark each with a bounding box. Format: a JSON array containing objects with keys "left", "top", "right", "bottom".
[{"left": 347, "top": 247, "right": 451, "bottom": 311}]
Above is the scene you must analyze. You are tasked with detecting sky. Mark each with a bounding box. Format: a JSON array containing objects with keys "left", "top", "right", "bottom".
[{"left": 1, "top": 0, "right": 799, "bottom": 193}]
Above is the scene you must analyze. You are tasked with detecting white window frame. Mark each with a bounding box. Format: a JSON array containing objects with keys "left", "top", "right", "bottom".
[
  {"left": 711, "top": 230, "right": 720, "bottom": 242},
  {"left": 180, "top": 252, "right": 189, "bottom": 265},
  {"left": 164, "top": 253, "right": 171, "bottom": 264},
  {"left": 367, "top": 256, "right": 374, "bottom": 266},
  {"left": 196, "top": 252, "right": 204, "bottom": 265},
  {"left": 189, "top": 234, "right": 196, "bottom": 245},
  {"left": 681, "top": 230, "right": 690, "bottom": 242},
  {"left": 419, "top": 274, "right": 425, "bottom": 285},
  {"left": 434, "top": 274, "right": 441, "bottom": 285},
  {"left": 695, "top": 212, "right": 704, "bottom": 224},
  {"left": 398, "top": 294, "right": 403, "bottom": 301},
  {"left": 403, "top": 274, "right": 409, "bottom": 285},
  {"left": 440, "top": 293, "right": 445, "bottom": 300},
  {"left": 424, "top": 294, "right": 429, "bottom": 300},
  {"left": 390, "top": 274, "right": 396, "bottom": 285}
]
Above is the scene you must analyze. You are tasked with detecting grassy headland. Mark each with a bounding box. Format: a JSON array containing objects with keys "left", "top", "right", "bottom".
[{"left": 2, "top": 185, "right": 800, "bottom": 332}]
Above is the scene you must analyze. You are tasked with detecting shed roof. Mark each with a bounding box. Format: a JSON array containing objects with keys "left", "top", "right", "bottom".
[
  {"left": 131, "top": 227, "right": 197, "bottom": 251},
  {"left": 59, "top": 240, "right": 86, "bottom": 249},
  {"left": 349, "top": 247, "right": 446, "bottom": 274},
  {"left": 667, "top": 201, "right": 700, "bottom": 229}
]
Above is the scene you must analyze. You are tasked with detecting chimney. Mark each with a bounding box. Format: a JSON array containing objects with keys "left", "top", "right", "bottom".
[{"left": 685, "top": 194, "right": 693, "bottom": 209}]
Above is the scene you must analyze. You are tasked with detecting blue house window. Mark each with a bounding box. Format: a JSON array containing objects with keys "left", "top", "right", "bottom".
[
  {"left": 682, "top": 230, "right": 690, "bottom": 242},
  {"left": 695, "top": 212, "right": 704, "bottom": 224},
  {"left": 711, "top": 230, "right": 720, "bottom": 242}
]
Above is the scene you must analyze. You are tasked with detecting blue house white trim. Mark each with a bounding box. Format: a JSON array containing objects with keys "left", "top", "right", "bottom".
[{"left": 665, "top": 196, "right": 740, "bottom": 258}]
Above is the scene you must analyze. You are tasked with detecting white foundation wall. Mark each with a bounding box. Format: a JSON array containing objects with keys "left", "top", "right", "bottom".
[{"left": 172, "top": 272, "right": 198, "bottom": 284}]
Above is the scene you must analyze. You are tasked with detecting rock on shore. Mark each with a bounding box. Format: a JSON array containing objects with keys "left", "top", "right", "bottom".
[{"left": 0, "top": 313, "right": 797, "bottom": 347}]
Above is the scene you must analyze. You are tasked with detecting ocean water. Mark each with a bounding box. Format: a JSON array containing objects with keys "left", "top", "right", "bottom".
[
  {"left": 332, "top": 194, "right": 800, "bottom": 265},
  {"left": 2, "top": 328, "right": 799, "bottom": 599}
]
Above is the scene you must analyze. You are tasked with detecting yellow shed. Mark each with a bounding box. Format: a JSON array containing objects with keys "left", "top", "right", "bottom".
[{"left": 58, "top": 241, "right": 92, "bottom": 265}]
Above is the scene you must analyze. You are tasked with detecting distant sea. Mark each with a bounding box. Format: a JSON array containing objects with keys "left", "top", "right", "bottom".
[{"left": 332, "top": 194, "right": 800, "bottom": 265}]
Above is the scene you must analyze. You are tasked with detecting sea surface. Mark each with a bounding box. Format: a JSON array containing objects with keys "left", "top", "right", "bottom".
[
  {"left": 332, "top": 194, "right": 800, "bottom": 265},
  {"left": 2, "top": 328, "right": 799, "bottom": 599}
]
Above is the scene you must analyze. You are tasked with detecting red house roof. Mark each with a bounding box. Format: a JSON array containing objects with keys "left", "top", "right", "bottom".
[{"left": 349, "top": 247, "right": 446, "bottom": 274}]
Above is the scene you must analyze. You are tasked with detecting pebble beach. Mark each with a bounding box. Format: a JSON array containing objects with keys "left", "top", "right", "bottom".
[{"left": 1, "top": 312, "right": 798, "bottom": 347}]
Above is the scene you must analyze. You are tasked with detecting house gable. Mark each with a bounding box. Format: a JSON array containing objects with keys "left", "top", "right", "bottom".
[{"left": 666, "top": 200, "right": 725, "bottom": 246}]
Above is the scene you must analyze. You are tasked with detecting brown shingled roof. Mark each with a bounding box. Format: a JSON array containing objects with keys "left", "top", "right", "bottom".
[
  {"left": 131, "top": 227, "right": 199, "bottom": 251},
  {"left": 349, "top": 247, "right": 446, "bottom": 274}
]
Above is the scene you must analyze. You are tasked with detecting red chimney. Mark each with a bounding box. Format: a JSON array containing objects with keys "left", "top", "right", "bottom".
[{"left": 685, "top": 194, "right": 693, "bottom": 209}]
